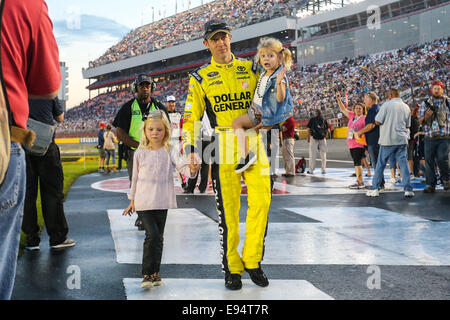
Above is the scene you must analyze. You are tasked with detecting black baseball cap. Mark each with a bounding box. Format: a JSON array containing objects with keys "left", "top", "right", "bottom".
[
  {"left": 136, "top": 74, "right": 152, "bottom": 85},
  {"left": 204, "top": 19, "right": 230, "bottom": 40}
]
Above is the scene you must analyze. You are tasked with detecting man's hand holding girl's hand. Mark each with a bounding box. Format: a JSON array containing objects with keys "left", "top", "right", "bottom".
[{"left": 189, "top": 153, "right": 201, "bottom": 174}]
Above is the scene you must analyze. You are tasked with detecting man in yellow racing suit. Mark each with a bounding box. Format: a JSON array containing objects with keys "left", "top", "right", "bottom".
[{"left": 182, "top": 20, "right": 272, "bottom": 290}]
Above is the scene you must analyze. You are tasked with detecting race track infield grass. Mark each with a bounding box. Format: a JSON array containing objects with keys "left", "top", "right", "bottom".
[{"left": 18, "top": 158, "right": 108, "bottom": 254}]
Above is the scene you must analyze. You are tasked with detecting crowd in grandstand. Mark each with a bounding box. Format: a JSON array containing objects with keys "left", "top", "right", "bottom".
[
  {"left": 89, "top": 0, "right": 305, "bottom": 68},
  {"left": 62, "top": 37, "right": 448, "bottom": 134},
  {"left": 291, "top": 37, "right": 449, "bottom": 120},
  {"left": 60, "top": 90, "right": 133, "bottom": 133},
  {"left": 60, "top": 78, "right": 188, "bottom": 133}
]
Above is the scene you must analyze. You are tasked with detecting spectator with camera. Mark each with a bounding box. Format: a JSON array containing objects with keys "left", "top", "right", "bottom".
[
  {"left": 22, "top": 97, "right": 75, "bottom": 252},
  {"left": 418, "top": 80, "right": 450, "bottom": 193}
]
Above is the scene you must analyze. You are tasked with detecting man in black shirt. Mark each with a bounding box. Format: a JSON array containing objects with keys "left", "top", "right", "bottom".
[
  {"left": 306, "top": 109, "right": 329, "bottom": 174},
  {"left": 22, "top": 97, "right": 75, "bottom": 251}
]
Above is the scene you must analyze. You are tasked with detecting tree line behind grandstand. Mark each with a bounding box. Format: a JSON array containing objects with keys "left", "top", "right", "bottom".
[{"left": 60, "top": 37, "right": 449, "bottom": 136}]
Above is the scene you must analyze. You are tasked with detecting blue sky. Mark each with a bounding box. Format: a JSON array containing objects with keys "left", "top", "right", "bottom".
[{"left": 46, "top": 0, "right": 214, "bottom": 109}]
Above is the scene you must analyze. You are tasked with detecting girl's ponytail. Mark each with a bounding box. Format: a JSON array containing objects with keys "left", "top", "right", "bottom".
[{"left": 281, "top": 47, "right": 293, "bottom": 71}]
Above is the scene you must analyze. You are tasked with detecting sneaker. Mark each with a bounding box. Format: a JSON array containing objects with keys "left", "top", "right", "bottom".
[
  {"left": 349, "top": 182, "right": 365, "bottom": 189},
  {"left": 183, "top": 189, "right": 194, "bottom": 194},
  {"left": 307, "top": 171, "right": 314, "bottom": 175},
  {"left": 321, "top": 171, "right": 326, "bottom": 174},
  {"left": 366, "top": 189, "right": 380, "bottom": 197},
  {"left": 150, "top": 273, "right": 162, "bottom": 286},
  {"left": 245, "top": 267, "right": 269, "bottom": 287},
  {"left": 51, "top": 238, "right": 76, "bottom": 250},
  {"left": 443, "top": 180, "right": 450, "bottom": 191},
  {"left": 225, "top": 273, "right": 242, "bottom": 290},
  {"left": 404, "top": 190, "right": 414, "bottom": 198},
  {"left": 389, "top": 178, "right": 397, "bottom": 184},
  {"left": 235, "top": 151, "right": 257, "bottom": 173},
  {"left": 24, "top": 245, "right": 40, "bottom": 252},
  {"left": 423, "top": 185, "right": 435, "bottom": 193},
  {"left": 141, "top": 275, "right": 154, "bottom": 289}
]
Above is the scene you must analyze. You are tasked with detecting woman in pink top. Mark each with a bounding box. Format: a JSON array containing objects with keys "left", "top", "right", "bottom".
[
  {"left": 336, "top": 93, "right": 367, "bottom": 189},
  {"left": 123, "top": 111, "right": 200, "bottom": 289}
]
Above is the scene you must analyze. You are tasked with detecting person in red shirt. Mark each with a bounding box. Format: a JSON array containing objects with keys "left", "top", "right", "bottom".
[
  {"left": 0, "top": 0, "right": 60, "bottom": 300},
  {"left": 281, "top": 117, "right": 296, "bottom": 177}
]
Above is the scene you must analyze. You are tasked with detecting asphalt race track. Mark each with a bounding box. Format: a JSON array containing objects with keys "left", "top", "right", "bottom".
[{"left": 12, "top": 140, "right": 450, "bottom": 301}]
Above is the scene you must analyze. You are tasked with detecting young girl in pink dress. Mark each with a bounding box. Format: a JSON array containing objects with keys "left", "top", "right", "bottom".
[{"left": 123, "top": 110, "right": 200, "bottom": 289}]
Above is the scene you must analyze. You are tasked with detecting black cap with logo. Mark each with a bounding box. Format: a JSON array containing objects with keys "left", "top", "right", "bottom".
[{"left": 203, "top": 19, "right": 231, "bottom": 40}]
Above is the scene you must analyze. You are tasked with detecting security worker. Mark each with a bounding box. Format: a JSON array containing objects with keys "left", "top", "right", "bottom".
[{"left": 182, "top": 20, "right": 272, "bottom": 290}]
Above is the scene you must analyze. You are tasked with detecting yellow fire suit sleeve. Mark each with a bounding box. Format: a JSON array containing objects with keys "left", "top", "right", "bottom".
[{"left": 182, "top": 73, "right": 205, "bottom": 155}]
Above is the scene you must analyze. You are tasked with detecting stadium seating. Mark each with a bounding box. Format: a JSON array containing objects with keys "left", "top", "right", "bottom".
[
  {"left": 89, "top": 0, "right": 309, "bottom": 68},
  {"left": 61, "top": 37, "right": 448, "bottom": 134}
]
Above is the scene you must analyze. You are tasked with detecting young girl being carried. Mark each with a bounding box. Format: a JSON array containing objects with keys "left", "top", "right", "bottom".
[
  {"left": 123, "top": 110, "right": 200, "bottom": 289},
  {"left": 232, "top": 37, "right": 294, "bottom": 173}
]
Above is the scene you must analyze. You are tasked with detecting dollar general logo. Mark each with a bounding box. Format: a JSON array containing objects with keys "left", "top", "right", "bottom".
[{"left": 212, "top": 92, "right": 252, "bottom": 112}]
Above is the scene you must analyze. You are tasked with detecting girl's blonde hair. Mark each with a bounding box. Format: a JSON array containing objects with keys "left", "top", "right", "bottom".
[
  {"left": 254, "top": 37, "right": 293, "bottom": 71},
  {"left": 139, "top": 110, "right": 172, "bottom": 150}
]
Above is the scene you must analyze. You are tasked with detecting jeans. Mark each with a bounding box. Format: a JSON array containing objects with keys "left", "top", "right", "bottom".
[
  {"left": 22, "top": 142, "right": 68, "bottom": 246},
  {"left": 371, "top": 145, "right": 412, "bottom": 191},
  {"left": 424, "top": 138, "right": 449, "bottom": 187},
  {"left": 0, "top": 142, "right": 26, "bottom": 300},
  {"left": 367, "top": 144, "right": 385, "bottom": 187},
  {"left": 105, "top": 149, "right": 116, "bottom": 166},
  {"left": 138, "top": 210, "right": 168, "bottom": 276}
]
